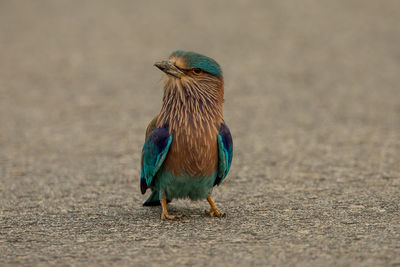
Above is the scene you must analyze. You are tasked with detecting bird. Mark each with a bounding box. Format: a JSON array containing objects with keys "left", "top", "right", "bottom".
[{"left": 140, "top": 50, "right": 233, "bottom": 220}]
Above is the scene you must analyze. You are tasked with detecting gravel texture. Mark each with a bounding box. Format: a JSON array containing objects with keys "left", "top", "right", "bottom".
[{"left": 1, "top": 1, "right": 400, "bottom": 266}]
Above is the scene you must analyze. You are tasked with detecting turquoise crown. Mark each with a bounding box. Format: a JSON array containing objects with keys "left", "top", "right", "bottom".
[{"left": 170, "top": 50, "right": 222, "bottom": 77}]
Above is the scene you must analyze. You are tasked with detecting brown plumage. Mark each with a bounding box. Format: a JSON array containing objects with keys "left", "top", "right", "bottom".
[
  {"left": 141, "top": 50, "right": 232, "bottom": 220},
  {"left": 156, "top": 73, "right": 224, "bottom": 177}
]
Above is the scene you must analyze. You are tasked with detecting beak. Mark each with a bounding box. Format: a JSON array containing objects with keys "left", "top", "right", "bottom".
[{"left": 154, "top": 61, "right": 184, "bottom": 78}]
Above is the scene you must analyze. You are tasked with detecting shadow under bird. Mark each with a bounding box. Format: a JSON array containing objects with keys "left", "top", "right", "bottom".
[{"left": 140, "top": 50, "right": 233, "bottom": 220}]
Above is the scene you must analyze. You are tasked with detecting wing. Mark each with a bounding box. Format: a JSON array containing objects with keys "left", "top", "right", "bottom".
[
  {"left": 214, "top": 122, "right": 233, "bottom": 186},
  {"left": 140, "top": 125, "right": 172, "bottom": 194},
  {"left": 145, "top": 116, "right": 158, "bottom": 140}
]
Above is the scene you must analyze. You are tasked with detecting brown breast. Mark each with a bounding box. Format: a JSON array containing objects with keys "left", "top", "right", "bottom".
[{"left": 163, "top": 125, "right": 218, "bottom": 177}]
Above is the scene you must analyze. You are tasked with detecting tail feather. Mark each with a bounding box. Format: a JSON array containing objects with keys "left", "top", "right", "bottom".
[
  {"left": 143, "top": 190, "right": 160, "bottom": 206},
  {"left": 140, "top": 175, "right": 147, "bottom": 194},
  {"left": 143, "top": 190, "right": 171, "bottom": 206}
]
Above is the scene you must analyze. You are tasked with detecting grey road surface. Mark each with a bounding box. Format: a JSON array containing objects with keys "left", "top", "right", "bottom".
[{"left": 1, "top": 1, "right": 400, "bottom": 266}]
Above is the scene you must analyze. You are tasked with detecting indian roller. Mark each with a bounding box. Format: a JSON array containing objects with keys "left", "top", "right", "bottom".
[{"left": 140, "top": 50, "right": 233, "bottom": 220}]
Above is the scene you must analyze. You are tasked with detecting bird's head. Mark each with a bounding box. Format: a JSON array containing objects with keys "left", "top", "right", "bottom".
[
  {"left": 155, "top": 50, "right": 222, "bottom": 79},
  {"left": 154, "top": 50, "right": 223, "bottom": 94},
  {"left": 154, "top": 51, "right": 225, "bottom": 130}
]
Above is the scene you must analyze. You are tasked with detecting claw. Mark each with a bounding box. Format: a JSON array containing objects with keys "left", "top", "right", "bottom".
[
  {"left": 205, "top": 196, "right": 226, "bottom": 218},
  {"left": 205, "top": 208, "right": 226, "bottom": 218},
  {"left": 161, "top": 212, "right": 183, "bottom": 221},
  {"left": 160, "top": 198, "right": 183, "bottom": 221}
]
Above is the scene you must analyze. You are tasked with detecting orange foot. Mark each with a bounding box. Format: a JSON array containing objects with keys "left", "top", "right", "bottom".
[
  {"left": 205, "top": 207, "right": 226, "bottom": 218},
  {"left": 161, "top": 211, "right": 183, "bottom": 221},
  {"left": 160, "top": 198, "right": 183, "bottom": 221},
  {"left": 205, "top": 195, "right": 226, "bottom": 218}
]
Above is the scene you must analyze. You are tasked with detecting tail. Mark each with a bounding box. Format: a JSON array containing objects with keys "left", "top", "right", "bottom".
[
  {"left": 143, "top": 190, "right": 171, "bottom": 206},
  {"left": 143, "top": 190, "right": 161, "bottom": 206}
]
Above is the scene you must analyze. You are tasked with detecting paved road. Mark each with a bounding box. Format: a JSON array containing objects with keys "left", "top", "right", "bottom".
[{"left": 1, "top": 1, "right": 400, "bottom": 266}]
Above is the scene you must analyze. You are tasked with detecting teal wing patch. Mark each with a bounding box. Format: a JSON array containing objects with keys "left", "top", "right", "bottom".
[
  {"left": 140, "top": 126, "right": 172, "bottom": 194},
  {"left": 215, "top": 123, "right": 233, "bottom": 186}
]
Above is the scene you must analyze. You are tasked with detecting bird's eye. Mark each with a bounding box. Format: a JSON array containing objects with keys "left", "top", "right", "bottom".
[{"left": 192, "top": 68, "right": 203, "bottom": 75}]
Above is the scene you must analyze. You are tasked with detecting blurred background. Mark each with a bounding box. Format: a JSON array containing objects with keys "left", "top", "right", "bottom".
[{"left": 1, "top": 1, "right": 399, "bottom": 266}]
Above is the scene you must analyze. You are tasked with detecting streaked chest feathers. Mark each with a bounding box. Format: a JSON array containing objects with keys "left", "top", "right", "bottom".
[{"left": 156, "top": 74, "right": 224, "bottom": 177}]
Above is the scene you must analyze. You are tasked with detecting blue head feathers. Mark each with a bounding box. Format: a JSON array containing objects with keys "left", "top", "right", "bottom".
[{"left": 170, "top": 50, "right": 222, "bottom": 77}]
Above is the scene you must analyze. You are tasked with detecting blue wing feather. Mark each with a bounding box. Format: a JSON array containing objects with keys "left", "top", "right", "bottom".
[
  {"left": 140, "top": 126, "right": 172, "bottom": 194},
  {"left": 215, "top": 123, "right": 233, "bottom": 186}
]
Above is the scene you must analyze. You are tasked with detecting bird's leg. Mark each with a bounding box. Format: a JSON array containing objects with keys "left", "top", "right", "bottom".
[
  {"left": 160, "top": 198, "right": 183, "bottom": 220},
  {"left": 205, "top": 195, "right": 226, "bottom": 217}
]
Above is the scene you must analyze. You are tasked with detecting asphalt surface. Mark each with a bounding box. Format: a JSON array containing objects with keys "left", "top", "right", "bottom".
[{"left": 1, "top": 1, "right": 400, "bottom": 266}]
